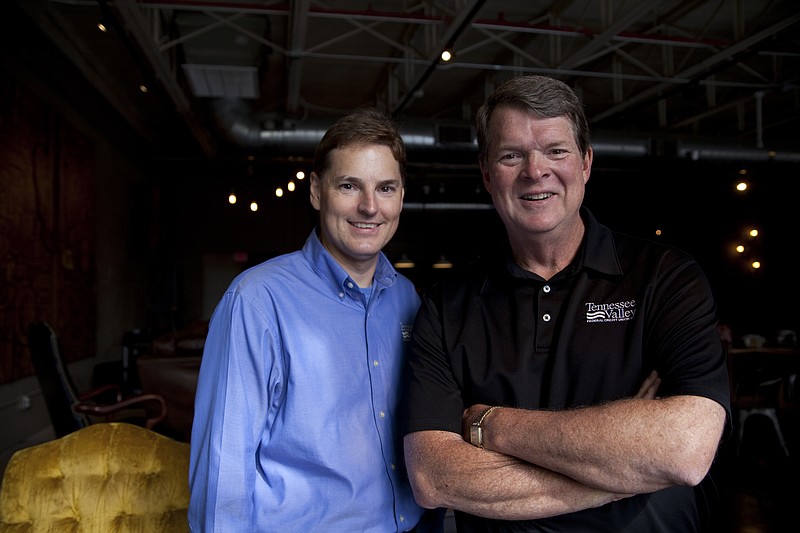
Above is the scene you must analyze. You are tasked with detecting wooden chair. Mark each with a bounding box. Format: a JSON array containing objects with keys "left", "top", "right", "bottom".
[{"left": 0, "top": 422, "right": 189, "bottom": 532}]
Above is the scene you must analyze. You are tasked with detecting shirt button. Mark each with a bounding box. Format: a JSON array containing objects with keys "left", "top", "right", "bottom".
[
  {"left": 347, "top": 281, "right": 354, "bottom": 289},
  {"left": 373, "top": 360, "right": 379, "bottom": 367},
  {"left": 391, "top": 463, "right": 396, "bottom": 470},
  {"left": 543, "top": 313, "right": 551, "bottom": 322},
  {"left": 379, "top": 411, "right": 385, "bottom": 418},
  {"left": 400, "top": 516, "right": 405, "bottom": 523},
  {"left": 543, "top": 285, "right": 551, "bottom": 293},
  {"left": 338, "top": 291, "right": 345, "bottom": 299}
]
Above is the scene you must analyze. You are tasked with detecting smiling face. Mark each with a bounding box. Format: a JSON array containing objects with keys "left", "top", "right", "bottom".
[
  {"left": 310, "top": 143, "right": 404, "bottom": 285},
  {"left": 481, "top": 105, "right": 592, "bottom": 250}
]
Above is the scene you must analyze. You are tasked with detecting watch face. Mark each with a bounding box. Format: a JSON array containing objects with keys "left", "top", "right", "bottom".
[{"left": 470, "top": 425, "right": 483, "bottom": 448}]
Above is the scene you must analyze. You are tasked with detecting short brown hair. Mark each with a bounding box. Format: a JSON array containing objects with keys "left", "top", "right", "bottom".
[{"left": 313, "top": 108, "right": 406, "bottom": 183}]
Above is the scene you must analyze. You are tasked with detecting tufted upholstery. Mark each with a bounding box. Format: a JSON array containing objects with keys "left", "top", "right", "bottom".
[{"left": 0, "top": 423, "right": 189, "bottom": 533}]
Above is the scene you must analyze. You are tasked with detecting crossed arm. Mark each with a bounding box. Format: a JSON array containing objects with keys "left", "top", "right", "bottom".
[{"left": 403, "top": 372, "right": 727, "bottom": 520}]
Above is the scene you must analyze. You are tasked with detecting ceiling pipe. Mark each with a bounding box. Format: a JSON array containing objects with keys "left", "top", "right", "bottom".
[
  {"left": 212, "top": 101, "right": 800, "bottom": 162},
  {"left": 755, "top": 91, "right": 764, "bottom": 150}
]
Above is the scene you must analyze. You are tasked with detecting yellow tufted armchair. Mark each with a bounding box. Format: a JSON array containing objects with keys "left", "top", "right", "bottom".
[{"left": 0, "top": 422, "right": 189, "bottom": 532}]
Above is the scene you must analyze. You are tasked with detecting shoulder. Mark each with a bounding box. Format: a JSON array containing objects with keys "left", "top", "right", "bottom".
[
  {"left": 611, "top": 230, "right": 697, "bottom": 272},
  {"left": 608, "top": 231, "right": 715, "bottom": 305},
  {"left": 213, "top": 252, "right": 313, "bottom": 316},
  {"left": 422, "top": 256, "right": 499, "bottom": 308},
  {"left": 229, "top": 250, "right": 306, "bottom": 292}
]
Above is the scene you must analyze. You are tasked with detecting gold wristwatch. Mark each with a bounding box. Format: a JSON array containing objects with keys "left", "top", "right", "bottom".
[{"left": 469, "top": 406, "right": 498, "bottom": 448}]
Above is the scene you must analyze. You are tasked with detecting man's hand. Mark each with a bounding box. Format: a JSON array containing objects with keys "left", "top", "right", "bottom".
[{"left": 636, "top": 370, "right": 660, "bottom": 400}]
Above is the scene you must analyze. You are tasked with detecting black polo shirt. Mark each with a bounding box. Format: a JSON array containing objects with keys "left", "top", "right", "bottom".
[{"left": 406, "top": 208, "right": 731, "bottom": 532}]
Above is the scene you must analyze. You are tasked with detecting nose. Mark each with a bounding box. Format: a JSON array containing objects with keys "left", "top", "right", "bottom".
[
  {"left": 524, "top": 151, "right": 548, "bottom": 179},
  {"left": 359, "top": 191, "right": 378, "bottom": 215}
]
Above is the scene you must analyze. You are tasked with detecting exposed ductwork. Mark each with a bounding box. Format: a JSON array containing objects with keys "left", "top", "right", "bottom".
[{"left": 212, "top": 99, "right": 800, "bottom": 163}]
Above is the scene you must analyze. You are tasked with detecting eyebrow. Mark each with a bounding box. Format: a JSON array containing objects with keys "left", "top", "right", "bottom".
[
  {"left": 331, "top": 175, "right": 402, "bottom": 187},
  {"left": 494, "top": 136, "right": 573, "bottom": 152}
]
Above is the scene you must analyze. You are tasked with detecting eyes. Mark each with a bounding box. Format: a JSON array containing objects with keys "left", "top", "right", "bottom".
[
  {"left": 496, "top": 147, "right": 570, "bottom": 165},
  {"left": 337, "top": 181, "right": 399, "bottom": 195}
]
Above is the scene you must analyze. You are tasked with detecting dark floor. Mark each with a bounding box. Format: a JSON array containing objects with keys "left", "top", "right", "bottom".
[{"left": 708, "top": 408, "right": 799, "bottom": 533}]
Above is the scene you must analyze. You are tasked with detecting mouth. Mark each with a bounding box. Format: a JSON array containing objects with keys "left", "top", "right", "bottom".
[
  {"left": 520, "top": 192, "right": 554, "bottom": 201},
  {"left": 350, "top": 222, "right": 380, "bottom": 229}
]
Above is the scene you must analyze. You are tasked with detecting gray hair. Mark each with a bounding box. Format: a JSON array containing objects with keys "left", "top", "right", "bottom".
[{"left": 476, "top": 76, "right": 590, "bottom": 163}]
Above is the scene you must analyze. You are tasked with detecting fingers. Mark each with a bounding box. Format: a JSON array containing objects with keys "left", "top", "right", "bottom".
[{"left": 636, "top": 370, "right": 661, "bottom": 400}]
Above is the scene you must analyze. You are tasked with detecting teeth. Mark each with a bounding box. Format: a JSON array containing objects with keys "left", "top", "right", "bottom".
[
  {"left": 522, "top": 193, "right": 552, "bottom": 200},
  {"left": 352, "top": 222, "right": 378, "bottom": 229}
]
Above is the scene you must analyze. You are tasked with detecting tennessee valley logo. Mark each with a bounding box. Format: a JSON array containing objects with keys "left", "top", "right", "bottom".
[
  {"left": 585, "top": 300, "right": 636, "bottom": 323},
  {"left": 401, "top": 323, "right": 413, "bottom": 341}
]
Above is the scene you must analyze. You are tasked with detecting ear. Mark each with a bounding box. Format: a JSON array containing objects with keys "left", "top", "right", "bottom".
[
  {"left": 582, "top": 146, "right": 593, "bottom": 184},
  {"left": 310, "top": 172, "right": 321, "bottom": 211},
  {"left": 479, "top": 159, "right": 493, "bottom": 195}
]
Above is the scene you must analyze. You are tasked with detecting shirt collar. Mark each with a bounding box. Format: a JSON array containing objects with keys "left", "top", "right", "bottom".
[
  {"left": 579, "top": 207, "right": 623, "bottom": 277},
  {"left": 492, "top": 207, "right": 623, "bottom": 288},
  {"left": 301, "top": 228, "right": 397, "bottom": 298}
]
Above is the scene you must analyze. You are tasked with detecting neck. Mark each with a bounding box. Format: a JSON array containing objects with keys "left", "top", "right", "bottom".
[
  {"left": 510, "top": 221, "right": 584, "bottom": 281},
  {"left": 338, "top": 257, "right": 377, "bottom": 288}
]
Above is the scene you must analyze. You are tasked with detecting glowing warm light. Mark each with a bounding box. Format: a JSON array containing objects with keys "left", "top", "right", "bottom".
[
  {"left": 441, "top": 50, "right": 453, "bottom": 62},
  {"left": 735, "top": 245, "right": 745, "bottom": 253},
  {"left": 97, "top": 22, "right": 108, "bottom": 32},
  {"left": 751, "top": 261, "right": 761, "bottom": 269},
  {"left": 736, "top": 182, "right": 747, "bottom": 191},
  {"left": 228, "top": 193, "right": 237, "bottom": 204},
  {"left": 655, "top": 229, "right": 662, "bottom": 236},
  {"left": 296, "top": 171, "right": 305, "bottom": 180},
  {"left": 287, "top": 181, "right": 296, "bottom": 192},
  {"left": 394, "top": 254, "right": 415, "bottom": 269},
  {"left": 432, "top": 255, "right": 454, "bottom": 269},
  {"left": 250, "top": 201, "right": 258, "bottom": 212},
  {"left": 749, "top": 229, "right": 759, "bottom": 238},
  {"left": 275, "top": 188, "right": 284, "bottom": 197},
  {"left": 139, "top": 84, "right": 148, "bottom": 93}
]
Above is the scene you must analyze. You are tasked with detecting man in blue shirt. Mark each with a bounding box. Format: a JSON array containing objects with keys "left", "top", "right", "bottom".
[{"left": 190, "top": 109, "right": 431, "bottom": 531}]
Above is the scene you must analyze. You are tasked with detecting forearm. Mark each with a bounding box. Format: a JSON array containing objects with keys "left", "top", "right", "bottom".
[
  {"left": 404, "top": 431, "right": 627, "bottom": 520},
  {"left": 482, "top": 395, "right": 726, "bottom": 493}
]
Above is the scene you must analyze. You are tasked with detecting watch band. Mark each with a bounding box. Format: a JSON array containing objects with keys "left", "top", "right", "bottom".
[{"left": 469, "top": 406, "right": 499, "bottom": 448}]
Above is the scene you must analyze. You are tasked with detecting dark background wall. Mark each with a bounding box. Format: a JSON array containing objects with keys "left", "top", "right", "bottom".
[{"left": 1, "top": 24, "right": 798, "bottom": 459}]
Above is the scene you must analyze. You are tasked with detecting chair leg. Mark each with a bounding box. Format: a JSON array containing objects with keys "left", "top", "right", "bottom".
[{"left": 738, "top": 408, "right": 790, "bottom": 456}]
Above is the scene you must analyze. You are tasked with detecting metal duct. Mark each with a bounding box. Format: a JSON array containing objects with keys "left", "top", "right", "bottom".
[{"left": 212, "top": 100, "right": 800, "bottom": 162}]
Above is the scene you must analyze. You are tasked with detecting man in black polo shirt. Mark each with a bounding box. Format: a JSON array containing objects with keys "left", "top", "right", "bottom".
[{"left": 403, "top": 75, "right": 730, "bottom": 532}]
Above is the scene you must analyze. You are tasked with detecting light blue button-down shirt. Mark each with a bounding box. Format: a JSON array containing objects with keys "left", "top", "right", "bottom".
[{"left": 189, "top": 230, "right": 424, "bottom": 532}]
